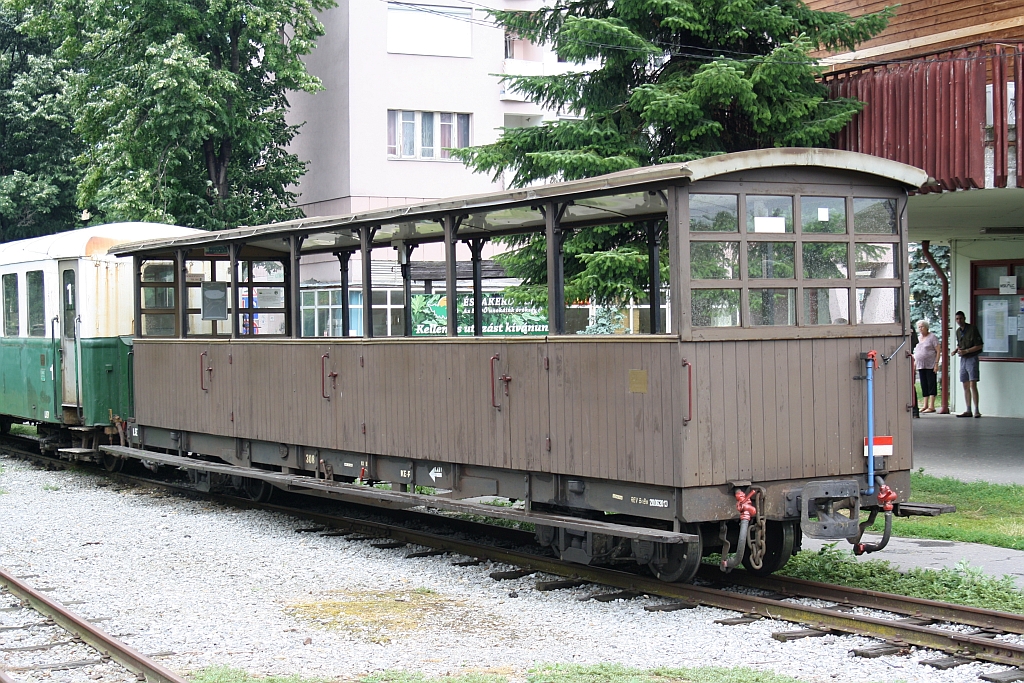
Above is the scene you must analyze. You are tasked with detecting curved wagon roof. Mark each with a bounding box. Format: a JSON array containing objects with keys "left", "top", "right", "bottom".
[
  {"left": 0, "top": 223, "right": 203, "bottom": 268},
  {"left": 110, "top": 149, "right": 929, "bottom": 258}
]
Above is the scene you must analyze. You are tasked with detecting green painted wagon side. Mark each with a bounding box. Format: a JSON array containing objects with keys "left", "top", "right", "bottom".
[
  {"left": 0, "top": 338, "right": 60, "bottom": 424},
  {"left": 79, "top": 336, "right": 133, "bottom": 426},
  {"left": 0, "top": 336, "right": 133, "bottom": 428}
]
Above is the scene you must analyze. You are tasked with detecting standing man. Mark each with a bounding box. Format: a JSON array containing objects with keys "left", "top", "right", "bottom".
[{"left": 952, "top": 310, "right": 984, "bottom": 417}]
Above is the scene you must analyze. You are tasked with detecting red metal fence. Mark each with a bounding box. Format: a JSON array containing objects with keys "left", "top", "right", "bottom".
[{"left": 824, "top": 42, "right": 1024, "bottom": 191}]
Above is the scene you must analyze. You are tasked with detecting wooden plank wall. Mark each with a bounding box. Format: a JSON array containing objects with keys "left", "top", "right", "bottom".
[
  {"left": 807, "top": 0, "right": 1024, "bottom": 57},
  {"left": 134, "top": 335, "right": 911, "bottom": 489}
]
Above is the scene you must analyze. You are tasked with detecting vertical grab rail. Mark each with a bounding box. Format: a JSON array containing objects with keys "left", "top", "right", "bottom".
[
  {"left": 490, "top": 353, "right": 501, "bottom": 409},
  {"left": 200, "top": 351, "right": 208, "bottom": 392},
  {"left": 681, "top": 359, "right": 693, "bottom": 424},
  {"left": 321, "top": 352, "right": 331, "bottom": 400}
]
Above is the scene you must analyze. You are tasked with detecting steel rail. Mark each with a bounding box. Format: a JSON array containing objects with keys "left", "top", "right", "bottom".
[
  {"left": 0, "top": 569, "right": 187, "bottom": 683},
  {"left": 5, "top": 441, "right": 1024, "bottom": 669},
  {"left": 698, "top": 565, "right": 1024, "bottom": 635}
]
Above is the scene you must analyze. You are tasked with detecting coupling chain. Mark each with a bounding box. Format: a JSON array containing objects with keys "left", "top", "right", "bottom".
[{"left": 746, "top": 488, "right": 767, "bottom": 570}]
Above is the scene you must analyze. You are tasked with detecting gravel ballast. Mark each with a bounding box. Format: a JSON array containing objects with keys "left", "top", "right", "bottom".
[{"left": 0, "top": 455, "right": 1017, "bottom": 683}]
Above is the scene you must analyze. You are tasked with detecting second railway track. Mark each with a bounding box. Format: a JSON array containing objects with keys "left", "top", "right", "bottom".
[{"left": 3, "top": 440, "right": 1024, "bottom": 681}]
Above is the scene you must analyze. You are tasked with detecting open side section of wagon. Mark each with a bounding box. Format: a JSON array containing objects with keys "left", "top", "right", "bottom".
[{"left": 103, "top": 148, "right": 932, "bottom": 581}]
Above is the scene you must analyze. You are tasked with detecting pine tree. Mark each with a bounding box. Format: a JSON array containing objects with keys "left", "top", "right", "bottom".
[{"left": 453, "top": 0, "right": 893, "bottom": 307}]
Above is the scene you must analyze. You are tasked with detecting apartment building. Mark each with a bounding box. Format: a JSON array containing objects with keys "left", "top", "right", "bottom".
[{"left": 286, "top": 1, "right": 578, "bottom": 337}]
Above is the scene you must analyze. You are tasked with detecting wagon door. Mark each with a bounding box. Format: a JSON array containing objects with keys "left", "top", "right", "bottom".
[
  {"left": 503, "top": 340, "right": 550, "bottom": 474},
  {"left": 57, "top": 260, "right": 81, "bottom": 422}
]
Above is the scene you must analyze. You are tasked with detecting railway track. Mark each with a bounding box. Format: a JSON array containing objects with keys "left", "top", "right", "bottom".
[
  {"left": 0, "top": 568, "right": 185, "bottom": 683},
  {"left": 3, "top": 440, "right": 1024, "bottom": 681}
]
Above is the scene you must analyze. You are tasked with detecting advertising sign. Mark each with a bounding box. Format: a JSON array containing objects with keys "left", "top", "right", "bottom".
[{"left": 411, "top": 294, "right": 548, "bottom": 336}]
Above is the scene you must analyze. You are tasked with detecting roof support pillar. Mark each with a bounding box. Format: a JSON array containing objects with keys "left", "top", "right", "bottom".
[
  {"left": 361, "top": 227, "right": 378, "bottom": 338},
  {"left": 666, "top": 186, "right": 686, "bottom": 337},
  {"left": 647, "top": 220, "right": 662, "bottom": 334},
  {"left": 399, "top": 242, "right": 416, "bottom": 337},
  {"left": 132, "top": 255, "right": 142, "bottom": 338},
  {"left": 335, "top": 251, "right": 353, "bottom": 338},
  {"left": 545, "top": 202, "right": 569, "bottom": 335},
  {"left": 175, "top": 248, "right": 187, "bottom": 339},
  {"left": 443, "top": 215, "right": 463, "bottom": 337},
  {"left": 229, "top": 243, "right": 240, "bottom": 339},
  {"left": 287, "top": 235, "right": 305, "bottom": 338},
  {"left": 922, "top": 240, "right": 949, "bottom": 414},
  {"left": 468, "top": 238, "right": 486, "bottom": 336}
]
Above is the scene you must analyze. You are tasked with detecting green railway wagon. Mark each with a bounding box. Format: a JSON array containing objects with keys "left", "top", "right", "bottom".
[{"left": 0, "top": 224, "right": 200, "bottom": 454}]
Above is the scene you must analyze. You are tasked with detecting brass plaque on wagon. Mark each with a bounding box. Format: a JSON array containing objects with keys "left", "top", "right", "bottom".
[{"left": 628, "top": 369, "right": 648, "bottom": 394}]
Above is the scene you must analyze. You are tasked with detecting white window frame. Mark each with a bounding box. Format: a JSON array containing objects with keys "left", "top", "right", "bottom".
[{"left": 387, "top": 110, "right": 471, "bottom": 160}]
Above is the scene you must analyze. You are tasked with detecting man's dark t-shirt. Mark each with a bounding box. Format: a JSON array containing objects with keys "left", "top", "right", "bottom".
[{"left": 956, "top": 323, "right": 983, "bottom": 358}]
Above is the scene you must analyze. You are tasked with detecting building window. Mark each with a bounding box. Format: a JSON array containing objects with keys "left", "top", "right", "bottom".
[
  {"left": 388, "top": 110, "right": 470, "bottom": 159},
  {"left": 301, "top": 289, "right": 362, "bottom": 337},
  {"left": 27, "top": 271, "right": 44, "bottom": 337},
  {"left": 3, "top": 274, "right": 18, "bottom": 336},
  {"left": 971, "top": 260, "right": 1024, "bottom": 360}
]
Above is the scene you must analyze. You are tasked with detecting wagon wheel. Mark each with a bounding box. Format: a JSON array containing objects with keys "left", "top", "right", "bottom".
[
  {"left": 649, "top": 524, "right": 703, "bottom": 583},
  {"left": 742, "top": 520, "right": 797, "bottom": 576},
  {"left": 102, "top": 453, "right": 124, "bottom": 473},
  {"left": 243, "top": 477, "right": 274, "bottom": 503}
]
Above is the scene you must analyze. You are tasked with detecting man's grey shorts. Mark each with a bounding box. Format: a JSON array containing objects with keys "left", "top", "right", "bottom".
[{"left": 960, "top": 354, "right": 980, "bottom": 382}]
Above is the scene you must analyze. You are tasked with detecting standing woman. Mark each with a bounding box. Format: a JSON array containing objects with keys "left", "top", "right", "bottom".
[{"left": 914, "top": 320, "right": 941, "bottom": 412}]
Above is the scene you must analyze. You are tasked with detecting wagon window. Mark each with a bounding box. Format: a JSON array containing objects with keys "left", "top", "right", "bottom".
[
  {"left": 140, "top": 259, "right": 176, "bottom": 337},
  {"left": 3, "top": 274, "right": 18, "bottom": 336},
  {"left": 801, "top": 197, "right": 847, "bottom": 234},
  {"left": 237, "top": 260, "right": 287, "bottom": 336},
  {"left": 747, "top": 195, "right": 793, "bottom": 233},
  {"left": 691, "top": 289, "right": 739, "bottom": 327},
  {"left": 857, "top": 287, "right": 901, "bottom": 324},
  {"left": 804, "top": 288, "right": 850, "bottom": 325},
  {"left": 27, "top": 271, "right": 44, "bottom": 337},
  {"left": 853, "top": 198, "right": 897, "bottom": 234},
  {"left": 747, "top": 242, "right": 795, "bottom": 279},
  {"left": 803, "top": 243, "right": 849, "bottom": 279},
  {"left": 689, "top": 194, "right": 738, "bottom": 232},
  {"left": 690, "top": 242, "right": 739, "bottom": 279}
]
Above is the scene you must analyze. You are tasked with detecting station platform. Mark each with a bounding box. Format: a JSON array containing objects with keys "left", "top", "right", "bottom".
[{"left": 912, "top": 414, "right": 1024, "bottom": 485}]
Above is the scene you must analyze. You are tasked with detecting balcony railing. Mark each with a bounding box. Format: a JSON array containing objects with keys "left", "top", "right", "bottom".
[{"left": 824, "top": 41, "right": 1023, "bottom": 191}]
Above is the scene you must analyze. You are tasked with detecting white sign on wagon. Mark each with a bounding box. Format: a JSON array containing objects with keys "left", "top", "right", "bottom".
[
  {"left": 753, "top": 216, "right": 786, "bottom": 233},
  {"left": 999, "top": 276, "right": 1017, "bottom": 295}
]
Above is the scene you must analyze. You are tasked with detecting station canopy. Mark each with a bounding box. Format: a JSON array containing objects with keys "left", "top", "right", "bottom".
[{"left": 109, "top": 149, "right": 929, "bottom": 259}]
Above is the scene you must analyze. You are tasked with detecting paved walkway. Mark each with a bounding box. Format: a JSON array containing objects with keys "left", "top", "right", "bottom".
[
  {"left": 804, "top": 535, "right": 1024, "bottom": 587},
  {"left": 913, "top": 414, "right": 1024, "bottom": 485}
]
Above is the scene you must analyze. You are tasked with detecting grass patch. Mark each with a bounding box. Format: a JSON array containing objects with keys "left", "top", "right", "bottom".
[
  {"left": 780, "top": 544, "right": 1024, "bottom": 613},
  {"left": 190, "top": 666, "right": 326, "bottom": 683},
  {"left": 41, "top": 483, "right": 60, "bottom": 491},
  {"left": 9, "top": 423, "right": 37, "bottom": 436},
  {"left": 285, "top": 588, "right": 484, "bottom": 644},
  {"left": 875, "top": 472, "right": 1024, "bottom": 550},
  {"left": 364, "top": 664, "right": 811, "bottom": 683}
]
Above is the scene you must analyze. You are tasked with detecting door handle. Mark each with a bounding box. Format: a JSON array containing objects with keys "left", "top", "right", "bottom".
[
  {"left": 682, "top": 358, "right": 693, "bottom": 424},
  {"left": 200, "top": 351, "right": 209, "bottom": 392},
  {"left": 490, "top": 353, "right": 501, "bottom": 409},
  {"left": 321, "top": 352, "right": 337, "bottom": 399}
]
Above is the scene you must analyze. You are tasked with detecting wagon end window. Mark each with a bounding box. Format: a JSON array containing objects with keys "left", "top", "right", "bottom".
[
  {"left": 856, "top": 287, "right": 901, "bottom": 324},
  {"left": 2, "top": 274, "right": 18, "bottom": 337},
  {"left": 853, "top": 198, "right": 897, "bottom": 234},
  {"left": 691, "top": 289, "right": 740, "bottom": 327},
  {"left": 27, "top": 271, "right": 44, "bottom": 337},
  {"left": 747, "top": 195, "right": 793, "bottom": 233},
  {"left": 802, "top": 197, "right": 847, "bottom": 234},
  {"left": 689, "top": 194, "right": 738, "bottom": 232}
]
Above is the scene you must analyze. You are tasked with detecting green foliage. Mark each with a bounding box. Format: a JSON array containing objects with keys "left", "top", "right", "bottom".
[
  {"left": 909, "top": 243, "right": 950, "bottom": 331},
  {"left": 870, "top": 472, "right": 1024, "bottom": 551},
  {"left": 364, "top": 664, "right": 809, "bottom": 683},
  {"left": 781, "top": 544, "right": 1024, "bottom": 614},
  {"left": 457, "top": 0, "right": 893, "bottom": 307},
  {"left": 20, "top": 0, "right": 333, "bottom": 230},
  {"left": 578, "top": 306, "right": 624, "bottom": 334},
  {"left": 0, "top": 5, "right": 82, "bottom": 241}
]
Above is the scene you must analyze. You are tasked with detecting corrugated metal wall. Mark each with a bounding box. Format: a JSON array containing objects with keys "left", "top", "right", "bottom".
[{"left": 134, "top": 336, "right": 911, "bottom": 488}]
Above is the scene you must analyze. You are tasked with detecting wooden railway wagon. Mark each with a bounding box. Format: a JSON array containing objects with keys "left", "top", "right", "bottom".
[
  {"left": 0, "top": 224, "right": 199, "bottom": 451},
  {"left": 103, "top": 149, "right": 930, "bottom": 582}
]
